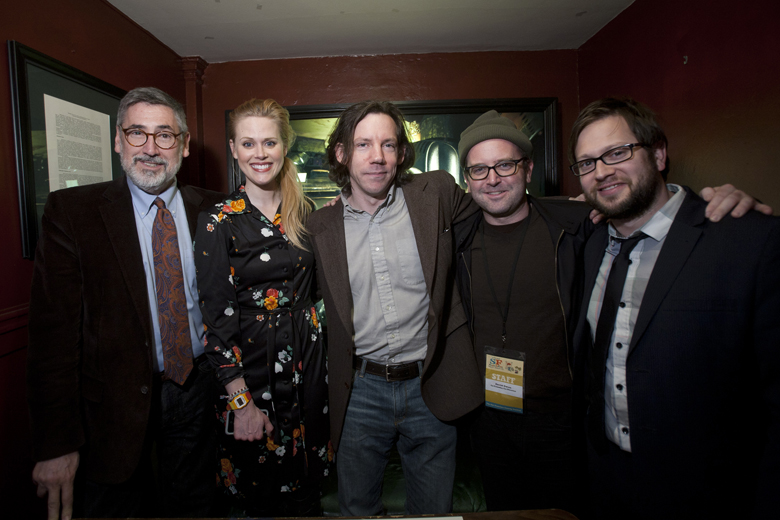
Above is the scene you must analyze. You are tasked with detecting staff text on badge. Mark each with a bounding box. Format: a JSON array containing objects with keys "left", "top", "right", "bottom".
[{"left": 484, "top": 347, "right": 525, "bottom": 414}]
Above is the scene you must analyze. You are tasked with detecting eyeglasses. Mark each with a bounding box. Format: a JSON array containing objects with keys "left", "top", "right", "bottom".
[
  {"left": 570, "top": 143, "right": 646, "bottom": 176},
  {"left": 121, "top": 127, "right": 184, "bottom": 150},
  {"left": 464, "top": 158, "right": 528, "bottom": 180}
]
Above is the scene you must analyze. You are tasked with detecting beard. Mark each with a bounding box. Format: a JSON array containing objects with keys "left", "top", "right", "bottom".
[
  {"left": 584, "top": 159, "right": 662, "bottom": 222},
  {"left": 121, "top": 151, "right": 182, "bottom": 193}
]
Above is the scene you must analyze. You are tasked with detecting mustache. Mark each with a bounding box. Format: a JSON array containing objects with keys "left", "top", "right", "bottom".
[{"left": 133, "top": 154, "right": 168, "bottom": 167}]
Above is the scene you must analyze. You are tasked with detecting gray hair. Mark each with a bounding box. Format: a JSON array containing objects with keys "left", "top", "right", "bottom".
[{"left": 117, "top": 87, "right": 188, "bottom": 134}]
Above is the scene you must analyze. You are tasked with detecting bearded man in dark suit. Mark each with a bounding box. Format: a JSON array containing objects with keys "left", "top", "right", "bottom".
[
  {"left": 571, "top": 97, "right": 780, "bottom": 519},
  {"left": 28, "top": 87, "right": 223, "bottom": 520}
]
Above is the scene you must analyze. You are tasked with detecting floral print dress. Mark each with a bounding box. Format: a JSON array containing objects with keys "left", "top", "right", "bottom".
[{"left": 194, "top": 187, "right": 331, "bottom": 503}]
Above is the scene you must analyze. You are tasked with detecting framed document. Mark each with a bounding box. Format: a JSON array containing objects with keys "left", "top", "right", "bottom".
[{"left": 8, "top": 41, "right": 126, "bottom": 258}]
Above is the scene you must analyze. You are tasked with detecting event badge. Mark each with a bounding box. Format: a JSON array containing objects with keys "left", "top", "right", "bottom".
[{"left": 484, "top": 346, "right": 525, "bottom": 414}]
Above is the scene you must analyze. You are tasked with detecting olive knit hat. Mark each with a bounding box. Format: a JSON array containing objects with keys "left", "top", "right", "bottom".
[{"left": 458, "top": 110, "right": 533, "bottom": 166}]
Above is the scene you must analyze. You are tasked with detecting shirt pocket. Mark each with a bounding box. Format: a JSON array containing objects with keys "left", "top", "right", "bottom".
[{"left": 395, "top": 237, "right": 425, "bottom": 286}]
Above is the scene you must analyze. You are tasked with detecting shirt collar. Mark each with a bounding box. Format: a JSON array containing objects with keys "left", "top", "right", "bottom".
[
  {"left": 608, "top": 183, "right": 686, "bottom": 243},
  {"left": 342, "top": 183, "right": 400, "bottom": 219},
  {"left": 128, "top": 177, "right": 179, "bottom": 218}
]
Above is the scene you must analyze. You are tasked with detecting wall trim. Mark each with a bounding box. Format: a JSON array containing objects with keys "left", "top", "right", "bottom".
[{"left": 0, "top": 302, "right": 29, "bottom": 335}]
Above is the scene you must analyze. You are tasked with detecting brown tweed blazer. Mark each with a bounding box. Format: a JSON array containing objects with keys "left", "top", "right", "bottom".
[{"left": 308, "top": 171, "right": 483, "bottom": 451}]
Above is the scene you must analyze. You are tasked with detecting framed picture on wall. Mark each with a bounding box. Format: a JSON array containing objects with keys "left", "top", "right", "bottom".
[
  {"left": 226, "top": 98, "right": 558, "bottom": 208},
  {"left": 8, "top": 41, "right": 126, "bottom": 258}
]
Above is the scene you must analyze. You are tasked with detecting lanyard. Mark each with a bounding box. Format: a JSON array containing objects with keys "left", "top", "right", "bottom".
[{"left": 479, "top": 214, "right": 531, "bottom": 345}]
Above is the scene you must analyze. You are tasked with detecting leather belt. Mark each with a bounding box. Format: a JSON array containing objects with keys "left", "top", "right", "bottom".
[{"left": 353, "top": 357, "right": 420, "bottom": 382}]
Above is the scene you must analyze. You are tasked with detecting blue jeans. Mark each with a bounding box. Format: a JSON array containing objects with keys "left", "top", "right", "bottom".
[{"left": 337, "top": 364, "right": 456, "bottom": 516}]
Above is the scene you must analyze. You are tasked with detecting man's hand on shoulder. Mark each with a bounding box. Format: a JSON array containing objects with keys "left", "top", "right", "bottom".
[
  {"left": 573, "top": 185, "right": 774, "bottom": 225},
  {"left": 32, "top": 451, "right": 79, "bottom": 520},
  {"left": 700, "top": 184, "right": 773, "bottom": 221},
  {"left": 322, "top": 195, "right": 340, "bottom": 208},
  {"left": 569, "top": 193, "right": 607, "bottom": 224}
]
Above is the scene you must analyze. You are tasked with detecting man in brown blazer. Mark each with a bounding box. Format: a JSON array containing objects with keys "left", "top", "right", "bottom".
[
  {"left": 308, "top": 101, "right": 483, "bottom": 516},
  {"left": 27, "top": 87, "right": 223, "bottom": 520}
]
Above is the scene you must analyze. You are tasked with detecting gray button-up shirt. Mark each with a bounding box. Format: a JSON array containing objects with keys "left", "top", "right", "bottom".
[{"left": 342, "top": 185, "right": 430, "bottom": 364}]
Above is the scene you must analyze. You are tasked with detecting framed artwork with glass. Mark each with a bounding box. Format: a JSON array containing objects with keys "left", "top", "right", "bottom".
[
  {"left": 226, "top": 98, "right": 559, "bottom": 208},
  {"left": 9, "top": 41, "right": 125, "bottom": 258}
]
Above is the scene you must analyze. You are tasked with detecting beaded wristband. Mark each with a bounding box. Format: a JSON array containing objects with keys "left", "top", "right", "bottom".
[{"left": 226, "top": 386, "right": 249, "bottom": 400}]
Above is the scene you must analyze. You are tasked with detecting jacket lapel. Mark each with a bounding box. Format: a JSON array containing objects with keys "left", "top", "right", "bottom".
[
  {"left": 180, "top": 183, "right": 209, "bottom": 237},
  {"left": 578, "top": 224, "right": 609, "bottom": 353},
  {"left": 312, "top": 202, "right": 355, "bottom": 337},
  {"left": 403, "top": 176, "right": 438, "bottom": 289},
  {"left": 628, "top": 193, "right": 704, "bottom": 354},
  {"left": 583, "top": 225, "right": 608, "bottom": 310},
  {"left": 98, "top": 176, "right": 153, "bottom": 341}
]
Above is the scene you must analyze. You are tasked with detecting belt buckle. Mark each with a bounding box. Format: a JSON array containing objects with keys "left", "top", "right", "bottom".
[{"left": 385, "top": 364, "right": 392, "bottom": 382}]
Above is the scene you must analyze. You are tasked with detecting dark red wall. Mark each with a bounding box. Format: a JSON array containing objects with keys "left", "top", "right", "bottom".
[
  {"left": 199, "top": 51, "right": 582, "bottom": 195},
  {"left": 0, "top": 0, "right": 185, "bottom": 508},
  {"left": 8, "top": 0, "right": 778, "bottom": 513},
  {"left": 578, "top": 0, "right": 780, "bottom": 207}
]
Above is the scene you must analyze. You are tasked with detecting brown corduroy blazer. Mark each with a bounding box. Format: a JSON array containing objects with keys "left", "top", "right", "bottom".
[{"left": 27, "top": 175, "right": 223, "bottom": 484}]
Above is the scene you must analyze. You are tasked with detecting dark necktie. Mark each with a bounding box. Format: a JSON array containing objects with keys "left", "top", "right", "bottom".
[
  {"left": 592, "top": 233, "right": 647, "bottom": 366},
  {"left": 152, "top": 197, "right": 193, "bottom": 385}
]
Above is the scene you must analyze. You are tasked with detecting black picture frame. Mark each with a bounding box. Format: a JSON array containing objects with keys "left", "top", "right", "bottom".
[
  {"left": 8, "top": 41, "right": 126, "bottom": 258},
  {"left": 226, "top": 98, "right": 559, "bottom": 199}
]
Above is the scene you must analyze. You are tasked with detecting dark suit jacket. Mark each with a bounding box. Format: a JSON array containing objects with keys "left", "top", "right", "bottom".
[
  {"left": 27, "top": 176, "right": 223, "bottom": 484},
  {"left": 308, "top": 171, "right": 484, "bottom": 450},
  {"left": 574, "top": 187, "right": 780, "bottom": 517}
]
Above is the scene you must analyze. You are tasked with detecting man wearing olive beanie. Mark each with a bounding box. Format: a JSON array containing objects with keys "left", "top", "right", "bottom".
[
  {"left": 454, "top": 109, "right": 764, "bottom": 515},
  {"left": 454, "top": 109, "right": 594, "bottom": 514},
  {"left": 457, "top": 110, "right": 534, "bottom": 166}
]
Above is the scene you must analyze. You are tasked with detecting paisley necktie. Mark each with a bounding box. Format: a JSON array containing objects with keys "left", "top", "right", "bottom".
[{"left": 152, "top": 197, "right": 193, "bottom": 385}]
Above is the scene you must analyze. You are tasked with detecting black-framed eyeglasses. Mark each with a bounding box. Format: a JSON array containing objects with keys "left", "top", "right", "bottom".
[
  {"left": 121, "top": 127, "right": 184, "bottom": 150},
  {"left": 570, "top": 143, "right": 646, "bottom": 177},
  {"left": 464, "top": 158, "right": 528, "bottom": 180}
]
